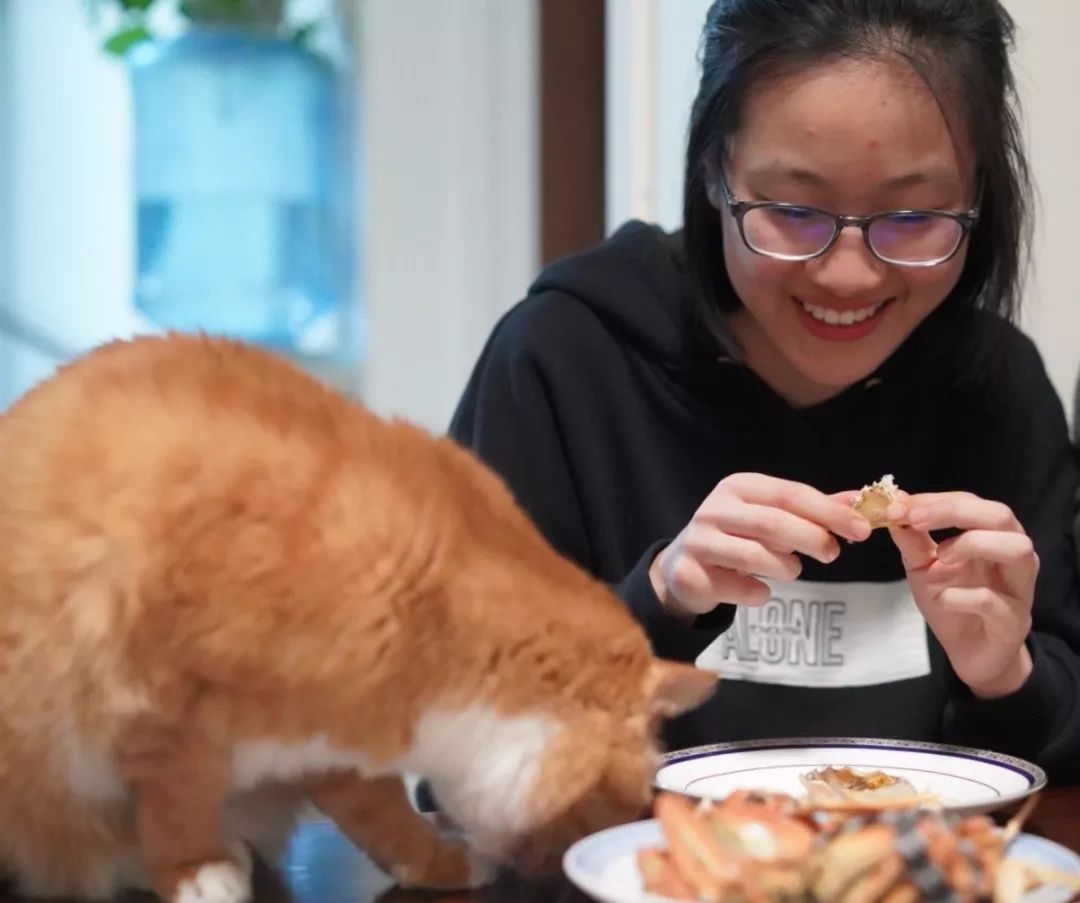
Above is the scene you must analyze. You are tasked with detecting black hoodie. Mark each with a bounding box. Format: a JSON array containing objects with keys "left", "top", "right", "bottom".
[{"left": 449, "top": 221, "right": 1080, "bottom": 779}]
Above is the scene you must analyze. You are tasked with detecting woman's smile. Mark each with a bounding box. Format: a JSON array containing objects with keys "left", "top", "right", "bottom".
[{"left": 793, "top": 296, "right": 895, "bottom": 342}]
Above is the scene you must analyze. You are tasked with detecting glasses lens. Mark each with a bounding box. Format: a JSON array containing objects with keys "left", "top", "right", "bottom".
[
  {"left": 868, "top": 213, "right": 964, "bottom": 264},
  {"left": 741, "top": 206, "right": 836, "bottom": 259}
]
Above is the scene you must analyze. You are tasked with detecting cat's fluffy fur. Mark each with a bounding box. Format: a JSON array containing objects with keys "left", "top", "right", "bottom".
[{"left": 0, "top": 334, "right": 715, "bottom": 902}]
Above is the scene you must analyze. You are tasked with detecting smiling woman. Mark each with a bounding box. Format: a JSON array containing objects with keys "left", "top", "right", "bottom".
[
  {"left": 716, "top": 56, "right": 981, "bottom": 405},
  {"left": 450, "top": 0, "right": 1080, "bottom": 782}
]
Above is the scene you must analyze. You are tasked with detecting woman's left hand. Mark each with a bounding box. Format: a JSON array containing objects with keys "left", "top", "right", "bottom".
[{"left": 884, "top": 491, "right": 1036, "bottom": 699}]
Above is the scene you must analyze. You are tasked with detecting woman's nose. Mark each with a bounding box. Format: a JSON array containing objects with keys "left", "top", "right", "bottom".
[{"left": 804, "top": 225, "right": 890, "bottom": 298}]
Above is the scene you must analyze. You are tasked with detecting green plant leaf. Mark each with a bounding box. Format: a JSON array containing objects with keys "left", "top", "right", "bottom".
[
  {"left": 103, "top": 24, "right": 152, "bottom": 55},
  {"left": 180, "top": 0, "right": 259, "bottom": 24},
  {"left": 119, "top": 0, "right": 155, "bottom": 10}
]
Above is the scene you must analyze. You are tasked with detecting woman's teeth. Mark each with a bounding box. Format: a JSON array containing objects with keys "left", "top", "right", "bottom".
[{"left": 798, "top": 299, "right": 884, "bottom": 326}]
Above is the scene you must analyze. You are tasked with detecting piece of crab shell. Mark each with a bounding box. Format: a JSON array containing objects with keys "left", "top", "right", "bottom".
[
  {"left": 637, "top": 847, "right": 696, "bottom": 900},
  {"left": 994, "top": 860, "right": 1080, "bottom": 903},
  {"left": 852, "top": 475, "right": 900, "bottom": 529},
  {"left": 812, "top": 822, "right": 899, "bottom": 902},
  {"left": 994, "top": 859, "right": 1031, "bottom": 903},
  {"left": 839, "top": 853, "right": 908, "bottom": 903},
  {"left": 707, "top": 797, "right": 818, "bottom": 862}
]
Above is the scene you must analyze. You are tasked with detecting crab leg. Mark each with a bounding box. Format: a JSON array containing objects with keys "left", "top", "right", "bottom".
[
  {"left": 655, "top": 793, "right": 742, "bottom": 902},
  {"left": 638, "top": 848, "right": 697, "bottom": 900}
]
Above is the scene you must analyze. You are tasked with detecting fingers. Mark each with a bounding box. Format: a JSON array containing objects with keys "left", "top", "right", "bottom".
[
  {"left": 900, "top": 492, "right": 1022, "bottom": 534},
  {"left": 684, "top": 524, "right": 803, "bottom": 581},
  {"left": 938, "top": 530, "right": 1039, "bottom": 597},
  {"left": 656, "top": 474, "right": 863, "bottom": 618},
  {"left": 718, "top": 474, "right": 871, "bottom": 542},
  {"left": 663, "top": 555, "right": 772, "bottom": 615},
  {"left": 887, "top": 493, "right": 1035, "bottom": 590},
  {"left": 887, "top": 524, "right": 937, "bottom": 573},
  {"left": 935, "top": 586, "right": 1030, "bottom": 634},
  {"left": 937, "top": 530, "right": 1038, "bottom": 570},
  {"left": 704, "top": 502, "right": 840, "bottom": 565}
]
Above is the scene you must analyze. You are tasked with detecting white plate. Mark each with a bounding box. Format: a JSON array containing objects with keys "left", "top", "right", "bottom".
[
  {"left": 655, "top": 738, "right": 1046, "bottom": 815},
  {"left": 564, "top": 819, "right": 1080, "bottom": 903}
]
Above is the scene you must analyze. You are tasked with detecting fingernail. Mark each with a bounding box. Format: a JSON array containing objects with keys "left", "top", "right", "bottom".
[
  {"left": 849, "top": 520, "right": 871, "bottom": 540},
  {"left": 886, "top": 501, "right": 906, "bottom": 521},
  {"left": 909, "top": 507, "right": 927, "bottom": 528}
]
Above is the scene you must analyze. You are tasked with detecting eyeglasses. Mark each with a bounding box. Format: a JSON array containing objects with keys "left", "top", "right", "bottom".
[{"left": 713, "top": 176, "right": 979, "bottom": 268}]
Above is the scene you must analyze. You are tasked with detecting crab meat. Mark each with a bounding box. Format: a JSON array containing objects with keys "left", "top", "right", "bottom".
[{"left": 852, "top": 474, "right": 900, "bottom": 528}]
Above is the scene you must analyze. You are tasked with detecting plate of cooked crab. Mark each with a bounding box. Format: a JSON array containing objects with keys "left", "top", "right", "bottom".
[{"left": 563, "top": 788, "right": 1079, "bottom": 903}]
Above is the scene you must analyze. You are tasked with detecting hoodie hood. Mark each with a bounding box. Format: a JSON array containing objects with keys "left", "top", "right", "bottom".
[{"left": 528, "top": 221, "right": 723, "bottom": 369}]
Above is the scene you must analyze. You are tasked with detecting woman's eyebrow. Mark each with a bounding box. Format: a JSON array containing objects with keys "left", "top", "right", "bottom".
[
  {"left": 879, "top": 168, "right": 960, "bottom": 189},
  {"left": 743, "top": 160, "right": 961, "bottom": 192},
  {"left": 743, "top": 161, "right": 829, "bottom": 187}
]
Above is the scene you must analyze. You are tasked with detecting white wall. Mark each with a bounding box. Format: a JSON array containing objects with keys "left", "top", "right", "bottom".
[
  {"left": 605, "top": 0, "right": 709, "bottom": 231},
  {"left": 356, "top": 0, "right": 539, "bottom": 432},
  {"left": 0, "top": 0, "right": 152, "bottom": 404},
  {"left": 1006, "top": 1, "right": 1080, "bottom": 419},
  {"left": 606, "top": 0, "right": 1080, "bottom": 419}
]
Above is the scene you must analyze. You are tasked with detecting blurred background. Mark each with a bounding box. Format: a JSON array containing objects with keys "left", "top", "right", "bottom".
[{"left": 0, "top": 0, "right": 1076, "bottom": 433}]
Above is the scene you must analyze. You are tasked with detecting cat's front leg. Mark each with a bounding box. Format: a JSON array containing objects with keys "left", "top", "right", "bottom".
[
  {"left": 307, "top": 771, "right": 497, "bottom": 891},
  {"left": 118, "top": 726, "right": 252, "bottom": 903}
]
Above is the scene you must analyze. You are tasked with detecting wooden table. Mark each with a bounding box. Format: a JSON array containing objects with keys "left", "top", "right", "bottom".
[{"left": 6, "top": 787, "right": 1079, "bottom": 902}]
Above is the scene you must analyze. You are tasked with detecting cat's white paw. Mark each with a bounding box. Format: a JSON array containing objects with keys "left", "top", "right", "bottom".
[
  {"left": 172, "top": 844, "right": 253, "bottom": 903},
  {"left": 173, "top": 863, "right": 251, "bottom": 903}
]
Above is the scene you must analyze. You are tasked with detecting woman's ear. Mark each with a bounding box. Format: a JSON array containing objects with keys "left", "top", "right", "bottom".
[
  {"left": 645, "top": 659, "right": 718, "bottom": 719},
  {"left": 702, "top": 156, "right": 727, "bottom": 210}
]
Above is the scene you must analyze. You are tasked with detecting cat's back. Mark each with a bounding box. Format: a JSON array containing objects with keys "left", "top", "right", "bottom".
[
  {"left": 1, "top": 333, "right": 354, "bottom": 447},
  {"left": 0, "top": 335, "right": 379, "bottom": 581},
  {"left": 5, "top": 331, "right": 358, "bottom": 465}
]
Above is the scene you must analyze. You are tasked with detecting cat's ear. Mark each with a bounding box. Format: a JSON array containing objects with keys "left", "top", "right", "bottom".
[{"left": 645, "top": 660, "right": 718, "bottom": 719}]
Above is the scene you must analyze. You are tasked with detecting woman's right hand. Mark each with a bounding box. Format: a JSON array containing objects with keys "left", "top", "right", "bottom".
[{"left": 648, "top": 473, "right": 872, "bottom": 618}]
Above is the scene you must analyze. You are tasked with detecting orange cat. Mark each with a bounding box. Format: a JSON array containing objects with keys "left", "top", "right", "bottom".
[{"left": 0, "top": 334, "right": 715, "bottom": 902}]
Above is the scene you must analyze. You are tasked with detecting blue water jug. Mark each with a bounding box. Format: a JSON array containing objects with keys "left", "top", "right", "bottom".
[{"left": 128, "top": 28, "right": 352, "bottom": 353}]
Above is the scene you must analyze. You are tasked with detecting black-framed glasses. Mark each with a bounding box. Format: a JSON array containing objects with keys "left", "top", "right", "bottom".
[{"left": 713, "top": 176, "right": 979, "bottom": 268}]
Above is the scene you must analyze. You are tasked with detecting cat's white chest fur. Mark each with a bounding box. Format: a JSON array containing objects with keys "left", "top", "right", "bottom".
[{"left": 405, "top": 706, "right": 562, "bottom": 852}]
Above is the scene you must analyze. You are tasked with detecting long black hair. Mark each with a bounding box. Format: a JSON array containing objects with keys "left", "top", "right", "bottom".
[{"left": 683, "top": 0, "right": 1031, "bottom": 362}]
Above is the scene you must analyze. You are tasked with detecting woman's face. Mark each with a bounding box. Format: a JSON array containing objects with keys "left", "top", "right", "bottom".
[{"left": 722, "top": 58, "right": 976, "bottom": 406}]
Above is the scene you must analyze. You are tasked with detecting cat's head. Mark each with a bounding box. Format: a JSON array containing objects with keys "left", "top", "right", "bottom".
[{"left": 419, "top": 656, "right": 716, "bottom": 873}]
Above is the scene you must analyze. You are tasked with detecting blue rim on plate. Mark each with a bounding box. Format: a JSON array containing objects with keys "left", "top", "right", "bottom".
[{"left": 655, "top": 737, "right": 1047, "bottom": 813}]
